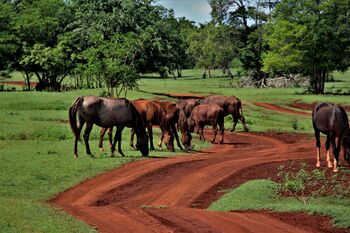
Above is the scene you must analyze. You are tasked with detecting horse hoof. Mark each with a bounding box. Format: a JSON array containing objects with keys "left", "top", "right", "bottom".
[
  {"left": 219, "top": 140, "right": 224, "bottom": 144},
  {"left": 316, "top": 162, "right": 321, "bottom": 168},
  {"left": 100, "top": 147, "right": 104, "bottom": 152},
  {"left": 327, "top": 163, "right": 333, "bottom": 168},
  {"left": 333, "top": 168, "right": 339, "bottom": 172},
  {"left": 74, "top": 154, "right": 78, "bottom": 159}
]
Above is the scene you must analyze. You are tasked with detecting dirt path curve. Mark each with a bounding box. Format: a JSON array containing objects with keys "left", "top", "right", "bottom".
[
  {"left": 252, "top": 102, "right": 311, "bottom": 117},
  {"left": 50, "top": 132, "right": 320, "bottom": 233}
]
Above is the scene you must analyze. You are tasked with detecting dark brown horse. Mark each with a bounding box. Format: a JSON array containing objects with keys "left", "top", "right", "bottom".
[
  {"left": 69, "top": 96, "right": 149, "bottom": 157},
  {"left": 188, "top": 104, "right": 225, "bottom": 144},
  {"left": 153, "top": 100, "right": 183, "bottom": 150},
  {"left": 312, "top": 102, "right": 350, "bottom": 172},
  {"left": 130, "top": 99, "right": 174, "bottom": 152},
  {"left": 200, "top": 95, "right": 248, "bottom": 132}
]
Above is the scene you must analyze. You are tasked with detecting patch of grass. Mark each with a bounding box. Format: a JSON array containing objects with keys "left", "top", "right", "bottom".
[{"left": 209, "top": 179, "right": 350, "bottom": 228}]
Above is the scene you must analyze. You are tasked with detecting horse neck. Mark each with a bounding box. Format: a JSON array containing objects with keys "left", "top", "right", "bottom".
[{"left": 134, "top": 112, "right": 147, "bottom": 137}]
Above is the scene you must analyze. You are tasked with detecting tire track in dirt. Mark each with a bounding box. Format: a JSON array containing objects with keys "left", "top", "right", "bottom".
[{"left": 50, "top": 131, "right": 326, "bottom": 233}]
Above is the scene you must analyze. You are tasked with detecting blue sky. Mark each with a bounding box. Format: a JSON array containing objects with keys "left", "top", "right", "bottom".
[{"left": 156, "top": 0, "right": 212, "bottom": 24}]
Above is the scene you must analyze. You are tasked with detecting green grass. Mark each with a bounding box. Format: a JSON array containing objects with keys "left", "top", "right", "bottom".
[
  {"left": 2, "top": 69, "right": 350, "bottom": 232},
  {"left": 209, "top": 179, "right": 350, "bottom": 228}
]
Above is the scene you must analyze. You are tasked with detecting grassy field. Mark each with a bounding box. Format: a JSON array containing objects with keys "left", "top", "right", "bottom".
[
  {"left": 1, "top": 69, "right": 350, "bottom": 232},
  {"left": 209, "top": 179, "right": 350, "bottom": 228}
]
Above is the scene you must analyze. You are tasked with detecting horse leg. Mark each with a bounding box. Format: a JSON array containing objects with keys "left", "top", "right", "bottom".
[
  {"left": 172, "top": 123, "right": 183, "bottom": 150},
  {"left": 211, "top": 124, "right": 218, "bottom": 143},
  {"left": 158, "top": 129, "right": 164, "bottom": 149},
  {"left": 148, "top": 125, "right": 155, "bottom": 150},
  {"left": 200, "top": 124, "right": 205, "bottom": 141},
  {"left": 83, "top": 123, "right": 94, "bottom": 158},
  {"left": 130, "top": 128, "right": 135, "bottom": 148},
  {"left": 98, "top": 127, "right": 107, "bottom": 151},
  {"left": 325, "top": 135, "right": 333, "bottom": 168},
  {"left": 108, "top": 127, "right": 113, "bottom": 149},
  {"left": 231, "top": 114, "right": 238, "bottom": 132},
  {"left": 117, "top": 126, "right": 125, "bottom": 157},
  {"left": 219, "top": 122, "right": 224, "bottom": 144},
  {"left": 74, "top": 114, "right": 85, "bottom": 158},
  {"left": 331, "top": 136, "right": 340, "bottom": 172},
  {"left": 239, "top": 115, "right": 249, "bottom": 132},
  {"left": 315, "top": 130, "right": 321, "bottom": 167}
]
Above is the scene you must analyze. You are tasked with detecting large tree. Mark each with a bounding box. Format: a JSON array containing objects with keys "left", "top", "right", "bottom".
[
  {"left": 209, "top": 0, "right": 277, "bottom": 80},
  {"left": 263, "top": 0, "right": 350, "bottom": 94}
]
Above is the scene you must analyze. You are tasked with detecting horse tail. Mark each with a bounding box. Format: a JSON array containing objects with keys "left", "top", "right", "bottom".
[{"left": 69, "top": 96, "right": 83, "bottom": 140}]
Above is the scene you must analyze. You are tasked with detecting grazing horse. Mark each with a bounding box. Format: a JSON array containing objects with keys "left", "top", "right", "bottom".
[
  {"left": 188, "top": 104, "right": 225, "bottom": 144},
  {"left": 178, "top": 110, "right": 192, "bottom": 150},
  {"left": 200, "top": 95, "right": 248, "bottom": 132},
  {"left": 68, "top": 96, "right": 149, "bottom": 158},
  {"left": 153, "top": 100, "right": 183, "bottom": 150},
  {"left": 312, "top": 102, "right": 350, "bottom": 172},
  {"left": 176, "top": 99, "right": 200, "bottom": 150},
  {"left": 130, "top": 99, "right": 175, "bottom": 152},
  {"left": 177, "top": 98, "right": 200, "bottom": 118}
]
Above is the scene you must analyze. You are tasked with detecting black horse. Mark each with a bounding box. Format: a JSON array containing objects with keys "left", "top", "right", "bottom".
[
  {"left": 312, "top": 102, "right": 350, "bottom": 172},
  {"left": 68, "top": 96, "right": 149, "bottom": 158}
]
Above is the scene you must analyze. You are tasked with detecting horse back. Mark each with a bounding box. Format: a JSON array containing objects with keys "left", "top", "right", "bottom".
[{"left": 312, "top": 103, "right": 349, "bottom": 135}]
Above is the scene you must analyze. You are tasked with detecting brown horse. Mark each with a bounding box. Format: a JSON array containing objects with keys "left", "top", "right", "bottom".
[
  {"left": 312, "top": 102, "right": 350, "bottom": 172},
  {"left": 176, "top": 99, "right": 200, "bottom": 150},
  {"left": 68, "top": 96, "right": 149, "bottom": 158},
  {"left": 200, "top": 95, "right": 248, "bottom": 132},
  {"left": 153, "top": 100, "right": 183, "bottom": 150},
  {"left": 130, "top": 99, "right": 174, "bottom": 152},
  {"left": 188, "top": 104, "right": 225, "bottom": 144}
]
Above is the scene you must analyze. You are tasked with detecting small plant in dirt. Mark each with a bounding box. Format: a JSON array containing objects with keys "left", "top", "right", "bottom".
[
  {"left": 291, "top": 118, "right": 299, "bottom": 130},
  {"left": 277, "top": 162, "right": 350, "bottom": 205}
]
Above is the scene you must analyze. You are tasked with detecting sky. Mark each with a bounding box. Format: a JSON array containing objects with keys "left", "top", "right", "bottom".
[{"left": 156, "top": 0, "right": 212, "bottom": 24}]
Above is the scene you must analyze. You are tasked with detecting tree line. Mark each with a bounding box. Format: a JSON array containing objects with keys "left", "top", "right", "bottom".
[{"left": 1, "top": 0, "right": 350, "bottom": 94}]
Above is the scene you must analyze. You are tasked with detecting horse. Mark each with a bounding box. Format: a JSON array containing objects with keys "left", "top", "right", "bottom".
[
  {"left": 312, "top": 102, "right": 350, "bottom": 172},
  {"left": 200, "top": 95, "right": 248, "bottom": 132},
  {"left": 176, "top": 110, "right": 191, "bottom": 150},
  {"left": 188, "top": 104, "right": 225, "bottom": 144},
  {"left": 153, "top": 100, "right": 183, "bottom": 150},
  {"left": 176, "top": 98, "right": 201, "bottom": 118},
  {"left": 176, "top": 99, "right": 200, "bottom": 150},
  {"left": 130, "top": 99, "right": 175, "bottom": 152},
  {"left": 68, "top": 96, "right": 149, "bottom": 157}
]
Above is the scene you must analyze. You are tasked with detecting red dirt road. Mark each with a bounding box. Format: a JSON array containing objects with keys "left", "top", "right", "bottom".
[
  {"left": 50, "top": 131, "right": 335, "bottom": 233},
  {"left": 252, "top": 102, "right": 311, "bottom": 117}
]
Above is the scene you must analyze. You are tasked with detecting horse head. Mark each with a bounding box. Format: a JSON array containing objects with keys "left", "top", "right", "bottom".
[{"left": 137, "top": 132, "right": 149, "bottom": 157}]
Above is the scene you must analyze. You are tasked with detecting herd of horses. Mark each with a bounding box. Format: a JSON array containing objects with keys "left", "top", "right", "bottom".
[{"left": 68, "top": 95, "right": 350, "bottom": 172}]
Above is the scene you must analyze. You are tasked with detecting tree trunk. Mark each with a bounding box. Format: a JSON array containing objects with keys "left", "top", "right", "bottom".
[
  {"left": 177, "top": 69, "right": 182, "bottom": 78},
  {"left": 311, "top": 69, "right": 326, "bottom": 94},
  {"left": 208, "top": 67, "right": 211, "bottom": 79}
]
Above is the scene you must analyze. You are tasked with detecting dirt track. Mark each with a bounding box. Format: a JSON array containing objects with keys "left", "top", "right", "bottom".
[{"left": 50, "top": 130, "right": 337, "bottom": 233}]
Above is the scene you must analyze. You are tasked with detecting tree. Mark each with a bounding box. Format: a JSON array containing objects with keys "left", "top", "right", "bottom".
[
  {"left": 209, "top": 0, "right": 277, "bottom": 80},
  {"left": 263, "top": 0, "right": 350, "bottom": 94},
  {"left": 187, "top": 24, "right": 238, "bottom": 79}
]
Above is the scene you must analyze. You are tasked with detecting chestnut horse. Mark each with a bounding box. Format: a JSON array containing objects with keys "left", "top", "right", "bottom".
[
  {"left": 153, "top": 100, "right": 183, "bottom": 150},
  {"left": 188, "top": 104, "right": 225, "bottom": 144},
  {"left": 69, "top": 96, "right": 149, "bottom": 157},
  {"left": 312, "top": 102, "right": 350, "bottom": 172},
  {"left": 130, "top": 99, "right": 174, "bottom": 152},
  {"left": 200, "top": 95, "right": 248, "bottom": 132}
]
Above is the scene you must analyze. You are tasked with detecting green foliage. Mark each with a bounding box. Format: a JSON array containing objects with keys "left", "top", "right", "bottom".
[
  {"left": 263, "top": 0, "right": 350, "bottom": 94},
  {"left": 209, "top": 179, "right": 350, "bottom": 228},
  {"left": 277, "top": 163, "right": 350, "bottom": 205}
]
